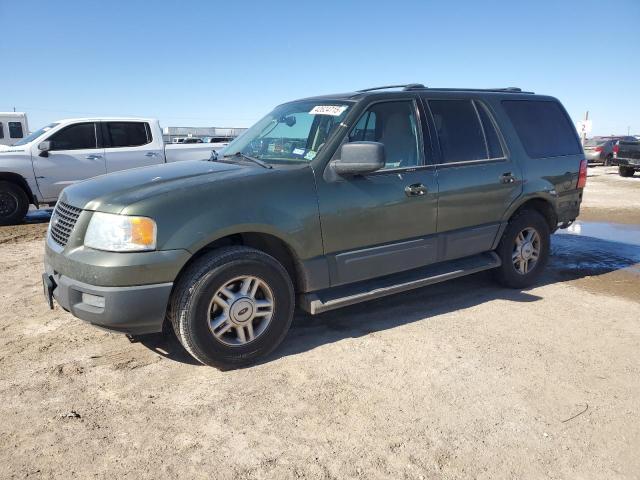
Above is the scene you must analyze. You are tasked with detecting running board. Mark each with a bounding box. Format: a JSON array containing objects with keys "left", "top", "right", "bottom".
[{"left": 299, "top": 252, "right": 501, "bottom": 315}]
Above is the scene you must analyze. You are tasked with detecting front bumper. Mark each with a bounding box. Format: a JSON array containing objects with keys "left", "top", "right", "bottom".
[
  {"left": 44, "top": 235, "right": 191, "bottom": 335},
  {"left": 43, "top": 269, "right": 173, "bottom": 335}
]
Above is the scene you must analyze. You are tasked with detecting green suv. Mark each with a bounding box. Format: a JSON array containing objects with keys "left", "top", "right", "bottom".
[{"left": 43, "top": 84, "right": 586, "bottom": 367}]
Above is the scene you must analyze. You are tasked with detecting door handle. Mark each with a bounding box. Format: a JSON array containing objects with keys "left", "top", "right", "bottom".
[
  {"left": 500, "top": 172, "right": 516, "bottom": 184},
  {"left": 145, "top": 152, "right": 159, "bottom": 157},
  {"left": 405, "top": 183, "right": 428, "bottom": 197},
  {"left": 85, "top": 154, "right": 103, "bottom": 160}
]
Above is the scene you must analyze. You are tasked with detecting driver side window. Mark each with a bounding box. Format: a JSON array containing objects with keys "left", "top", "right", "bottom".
[
  {"left": 348, "top": 101, "right": 421, "bottom": 170},
  {"left": 49, "top": 123, "right": 97, "bottom": 151}
]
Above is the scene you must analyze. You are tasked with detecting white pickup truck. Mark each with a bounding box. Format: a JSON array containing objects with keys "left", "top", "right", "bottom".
[{"left": 0, "top": 117, "right": 220, "bottom": 224}]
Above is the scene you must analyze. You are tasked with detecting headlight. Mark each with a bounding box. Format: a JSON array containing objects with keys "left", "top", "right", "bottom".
[{"left": 84, "top": 212, "right": 157, "bottom": 252}]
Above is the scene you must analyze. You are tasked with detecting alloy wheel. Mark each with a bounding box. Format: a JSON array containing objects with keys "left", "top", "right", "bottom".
[
  {"left": 207, "top": 275, "right": 274, "bottom": 346},
  {"left": 512, "top": 227, "right": 541, "bottom": 275}
]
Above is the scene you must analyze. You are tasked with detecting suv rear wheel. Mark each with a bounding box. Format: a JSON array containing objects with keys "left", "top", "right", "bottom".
[
  {"left": 0, "top": 181, "right": 29, "bottom": 226},
  {"left": 494, "top": 209, "right": 550, "bottom": 289},
  {"left": 170, "top": 246, "right": 295, "bottom": 368},
  {"left": 619, "top": 166, "right": 635, "bottom": 177}
]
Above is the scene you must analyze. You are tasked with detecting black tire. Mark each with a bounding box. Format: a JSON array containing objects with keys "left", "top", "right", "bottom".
[
  {"left": 619, "top": 166, "right": 635, "bottom": 177},
  {"left": 169, "top": 246, "right": 295, "bottom": 368},
  {"left": 0, "top": 181, "right": 29, "bottom": 226},
  {"left": 493, "top": 209, "right": 550, "bottom": 289}
]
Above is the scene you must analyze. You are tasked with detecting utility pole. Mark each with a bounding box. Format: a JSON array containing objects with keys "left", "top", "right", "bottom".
[{"left": 628, "top": 126, "right": 631, "bottom": 136}]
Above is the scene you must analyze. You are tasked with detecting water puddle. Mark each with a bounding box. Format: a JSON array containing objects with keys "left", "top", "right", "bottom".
[
  {"left": 552, "top": 221, "right": 640, "bottom": 278},
  {"left": 557, "top": 221, "right": 640, "bottom": 247},
  {"left": 24, "top": 209, "right": 53, "bottom": 224}
]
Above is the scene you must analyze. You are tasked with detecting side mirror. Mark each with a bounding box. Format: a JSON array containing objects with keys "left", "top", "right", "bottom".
[
  {"left": 331, "top": 141, "right": 385, "bottom": 176},
  {"left": 38, "top": 141, "right": 51, "bottom": 157},
  {"left": 209, "top": 149, "right": 219, "bottom": 161}
]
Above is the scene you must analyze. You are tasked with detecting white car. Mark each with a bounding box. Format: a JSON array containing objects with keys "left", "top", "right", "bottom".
[{"left": 0, "top": 117, "right": 219, "bottom": 224}]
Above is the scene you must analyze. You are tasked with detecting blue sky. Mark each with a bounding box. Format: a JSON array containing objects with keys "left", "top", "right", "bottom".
[{"left": 1, "top": 0, "right": 638, "bottom": 136}]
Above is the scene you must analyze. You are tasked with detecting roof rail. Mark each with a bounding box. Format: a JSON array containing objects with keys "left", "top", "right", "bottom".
[
  {"left": 357, "top": 84, "right": 426, "bottom": 92},
  {"left": 356, "top": 85, "right": 533, "bottom": 94}
]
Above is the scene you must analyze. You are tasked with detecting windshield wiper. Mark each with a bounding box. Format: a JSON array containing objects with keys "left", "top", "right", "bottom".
[{"left": 222, "top": 152, "right": 272, "bottom": 169}]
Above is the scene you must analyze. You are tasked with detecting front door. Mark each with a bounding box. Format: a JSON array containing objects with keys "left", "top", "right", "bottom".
[
  {"left": 316, "top": 99, "right": 439, "bottom": 287},
  {"left": 421, "top": 97, "right": 522, "bottom": 261},
  {"left": 32, "top": 122, "right": 106, "bottom": 200}
]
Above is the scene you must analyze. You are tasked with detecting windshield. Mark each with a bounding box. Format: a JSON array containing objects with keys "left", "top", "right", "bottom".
[
  {"left": 585, "top": 139, "right": 606, "bottom": 146},
  {"left": 12, "top": 123, "right": 60, "bottom": 146},
  {"left": 222, "top": 101, "right": 352, "bottom": 164}
]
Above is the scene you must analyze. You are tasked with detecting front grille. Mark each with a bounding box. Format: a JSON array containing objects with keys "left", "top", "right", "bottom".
[{"left": 50, "top": 201, "right": 82, "bottom": 247}]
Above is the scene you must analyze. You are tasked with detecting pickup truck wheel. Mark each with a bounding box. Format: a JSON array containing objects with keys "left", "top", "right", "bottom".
[
  {"left": 619, "top": 166, "right": 635, "bottom": 177},
  {"left": 170, "top": 246, "right": 294, "bottom": 368},
  {"left": 0, "top": 181, "right": 29, "bottom": 226},
  {"left": 493, "top": 210, "right": 550, "bottom": 289}
]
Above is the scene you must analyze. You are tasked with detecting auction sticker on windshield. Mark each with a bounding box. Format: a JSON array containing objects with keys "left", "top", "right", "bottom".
[{"left": 309, "top": 105, "right": 348, "bottom": 116}]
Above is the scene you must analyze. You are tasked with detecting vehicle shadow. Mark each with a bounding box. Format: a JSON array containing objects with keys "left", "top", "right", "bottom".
[{"left": 138, "top": 233, "right": 640, "bottom": 368}]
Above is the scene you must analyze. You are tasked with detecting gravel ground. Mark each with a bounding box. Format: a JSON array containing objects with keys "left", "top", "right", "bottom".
[{"left": 0, "top": 166, "right": 638, "bottom": 479}]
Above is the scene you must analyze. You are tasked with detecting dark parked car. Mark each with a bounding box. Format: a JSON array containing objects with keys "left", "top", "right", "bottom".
[{"left": 43, "top": 84, "right": 585, "bottom": 367}]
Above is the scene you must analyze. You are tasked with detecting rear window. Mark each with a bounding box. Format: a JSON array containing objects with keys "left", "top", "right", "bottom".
[
  {"left": 105, "top": 122, "right": 150, "bottom": 148},
  {"left": 9, "top": 122, "right": 24, "bottom": 139},
  {"left": 502, "top": 100, "right": 581, "bottom": 158}
]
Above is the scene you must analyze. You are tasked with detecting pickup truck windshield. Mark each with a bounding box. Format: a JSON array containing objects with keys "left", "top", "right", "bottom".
[
  {"left": 12, "top": 123, "right": 60, "bottom": 146},
  {"left": 223, "top": 101, "right": 352, "bottom": 164}
]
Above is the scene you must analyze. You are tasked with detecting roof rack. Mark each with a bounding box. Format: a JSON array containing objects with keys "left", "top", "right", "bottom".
[
  {"left": 357, "top": 84, "right": 426, "bottom": 92},
  {"left": 356, "top": 85, "right": 533, "bottom": 94}
]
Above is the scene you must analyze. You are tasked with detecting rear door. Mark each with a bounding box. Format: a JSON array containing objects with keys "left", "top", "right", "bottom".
[
  {"left": 421, "top": 96, "right": 522, "bottom": 261},
  {"left": 32, "top": 122, "right": 106, "bottom": 199},
  {"left": 102, "top": 121, "right": 163, "bottom": 172}
]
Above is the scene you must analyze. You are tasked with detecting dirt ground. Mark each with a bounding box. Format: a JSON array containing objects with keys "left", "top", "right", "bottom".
[{"left": 0, "top": 166, "right": 639, "bottom": 479}]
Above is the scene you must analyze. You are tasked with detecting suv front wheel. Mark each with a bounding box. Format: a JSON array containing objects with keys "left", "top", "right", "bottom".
[
  {"left": 494, "top": 210, "right": 550, "bottom": 289},
  {"left": 170, "top": 246, "right": 295, "bottom": 368}
]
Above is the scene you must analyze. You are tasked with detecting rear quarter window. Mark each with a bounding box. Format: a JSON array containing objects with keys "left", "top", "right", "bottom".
[{"left": 502, "top": 100, "right": 581, "bottom": 158}]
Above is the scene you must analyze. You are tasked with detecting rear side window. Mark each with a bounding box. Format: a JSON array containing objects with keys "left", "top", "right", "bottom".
[
  {"left": 475, "top": 101, "right": 504, "bottom": 159},
  {"left": 9, "top": 122, "right": 24, "bottom": 139},
  {"left": 502, "top": 100, "right": 581, "bottom": 158},
  {"left": 428, "top": 99, "right": 487, "bottom": 163},
  {"left": 105, "top": 122, "right": 151, "bottom": 148},
  {"left": 49, "top": 123, "right": 97, "bottom": 151},
  {"left": 0, "top": 123, "right": 3, "bottom": 139}
]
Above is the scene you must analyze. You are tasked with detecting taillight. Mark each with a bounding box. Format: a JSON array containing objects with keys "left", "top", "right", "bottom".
[
  {"left": 594, "top": 146, "right": 603, "bottom": 152},
  {"left": 577, "top": 159, "right": 587, "bottom": 188},
  {"left": 613, "top": 144, "right": 619, "bottom": 155}
]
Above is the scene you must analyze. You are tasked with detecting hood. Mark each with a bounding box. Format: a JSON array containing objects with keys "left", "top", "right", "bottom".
[{"left": 62, "top": 160, "right": 266, "bottom": 213}]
